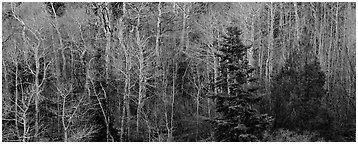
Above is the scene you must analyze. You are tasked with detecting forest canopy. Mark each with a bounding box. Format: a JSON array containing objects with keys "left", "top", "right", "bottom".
[{"left": 1, "top": 2, "right": 356, "bottom": 142}]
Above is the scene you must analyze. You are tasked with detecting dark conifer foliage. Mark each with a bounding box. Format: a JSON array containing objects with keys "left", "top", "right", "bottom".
[
  {"left": 209, "top": 26, "right": 273, "bottom": 142},
  {"left": 272, "top": 34, "right": 328, "bottom": 134}
]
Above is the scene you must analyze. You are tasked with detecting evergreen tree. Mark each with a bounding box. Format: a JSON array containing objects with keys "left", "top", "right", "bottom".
[
  {"left": 272, "top": 34, "right": 327, "bottom": 132},
  {"left": 209, "top": 26, "right": 273, "bottom": 142}
]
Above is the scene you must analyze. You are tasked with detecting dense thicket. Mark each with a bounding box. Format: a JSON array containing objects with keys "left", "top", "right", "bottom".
[{"left": 2, "top": 2, "right": 355, "bottom": 142}]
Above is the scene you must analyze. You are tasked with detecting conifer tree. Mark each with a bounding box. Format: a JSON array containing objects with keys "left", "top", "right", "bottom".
[
  {"left": 272, "top": 33, "right": 327, "bottom": 132},
  {"left": 209, "top": 26, "right": 273, "bottom": 142}
]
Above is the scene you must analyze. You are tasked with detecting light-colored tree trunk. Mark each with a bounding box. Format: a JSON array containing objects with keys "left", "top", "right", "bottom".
[
  {"left": 169, "top": 60, "right": 177, "bottom": 142},
  {"left": 135, "top": 8, "right": 146, "bottom": 136},
  {"left": 265, "top": 2, "right": 274, "bottom": 93},
  {"left": 86, "top": 13, "right": 112, "bottom": 141},
  {"left": 32, "top": 26, "right": 41, "bottom": 142},
  {"left": 294, "top": 2, "right": 300, "bottom": 50},
  {"left": 334, "top": 2, "right": 343, "bottom": 122},
  {"left": 194, "top": 67, "right": 202, "bottom": 142},
  {"left": 61, "top": 91, "right": 68, "bottom": 142},
  {"left": 13, "top": 39, "right": 20, "bottom": 138},
  {"left": 181, "top": 3, "right": 187, "bottom": 51},
  {"left": 117, "top": 2, "right": 128, "bottom": 142},
  {"left": 311, "top": 2, "right": 318, "bottom": 54},
  {"left": 204, "top": 51, "right": 211, "bottom": 118},
  {"left": 318, "top": 3, "right": 325, "bottom": 69},
  {"left": 154, "top": 3, "right": 163, "bottom": 141},
  {"left": 125, "top": 44, "right": 131, "bottom": 142},
  {"left": 50, "top": 3, "right": 65, "bottom": 136},
  {"left": 121, "top": 46, "right": 132, "bottom": 142},
  {"left": 100, "top": 2, "right": 112, "bottom": 80},
  {"left": 155, "top": 2, "right": 162, "bottom": 59},
  {"left": 280, "top": 2, "right": 285, "bottom": 64}
]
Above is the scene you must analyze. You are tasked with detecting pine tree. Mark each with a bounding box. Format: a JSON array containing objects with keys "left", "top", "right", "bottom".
[{"left": 209, "top": 26, "right": 273, "bottom": 142}]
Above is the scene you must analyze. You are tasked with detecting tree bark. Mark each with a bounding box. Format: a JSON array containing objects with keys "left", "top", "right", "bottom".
[
  {"left": 294, "top": 2, "right": 300, "bottom": 50},
  {"left": 265, "top": 2, "right": 274, "bottom": 93},
  {"left": 181, "top": 3, "right": 187, "bottom": 51},
  {"left": 101, "top": 2, "right": 112, "bottom": 80}
]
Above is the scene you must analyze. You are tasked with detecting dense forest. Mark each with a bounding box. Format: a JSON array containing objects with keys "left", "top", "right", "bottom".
[{"left": 1, "top": 2, "right": 356, "bottom": 142}]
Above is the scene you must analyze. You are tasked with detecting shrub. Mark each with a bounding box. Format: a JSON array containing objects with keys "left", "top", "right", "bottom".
[{"left": 264, "top": 129, "right": 324, "bottom": 142}]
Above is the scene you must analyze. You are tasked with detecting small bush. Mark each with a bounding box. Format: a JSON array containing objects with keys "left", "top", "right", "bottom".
[{"left": 264, "top": 129, "right": 324, "bottom": 142}]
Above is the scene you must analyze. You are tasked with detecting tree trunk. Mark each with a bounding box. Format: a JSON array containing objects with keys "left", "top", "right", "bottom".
[
  {"left": 280, "top": 2, "right": 285, "bottom": 64},
  {"left": 294, "top": 2, "right": 300, "bottom": 50},
  {"left": 62, "top": 95, "right": 68, "bottom": 142},
  {"left": 181, "top": 3, "right": 187, "bottom": 51},
  {"left": 33, "top": 32, "right": 41, "bottom": 141},
  {"left": 169, "top": 58, "right": 177, "bottom": 141},
  {"left": 100, "top": 2, "right": 112, "bottom": 80},
  {"left": 136, "top": 14, "right": 145, "bottom": 137},
  {"left": 14, "top": 40, "right": 20, "bottom": 138},
  {"left": 155, "top": 2, "right": 162, "bottom": 59},
  {"left": 265, "top": 2, "right": 274, "bottom": 93}
]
